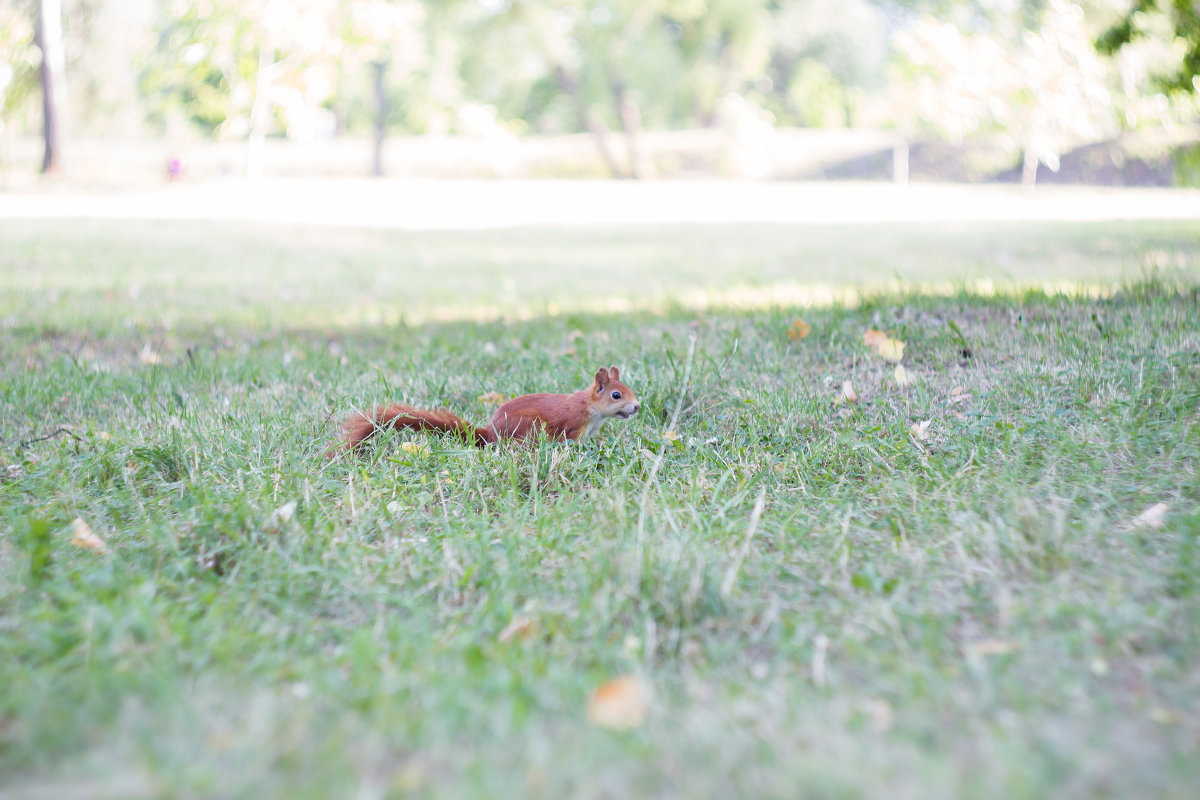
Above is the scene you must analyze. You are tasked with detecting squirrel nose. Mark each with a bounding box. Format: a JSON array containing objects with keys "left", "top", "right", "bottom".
[{"left": 632, "top": 403, "right": 641, "bottom": 413}]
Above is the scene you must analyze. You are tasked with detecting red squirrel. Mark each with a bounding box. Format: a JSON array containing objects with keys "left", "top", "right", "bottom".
[{"left": 330, "top": 366, "right": 640, "bottom": 455}]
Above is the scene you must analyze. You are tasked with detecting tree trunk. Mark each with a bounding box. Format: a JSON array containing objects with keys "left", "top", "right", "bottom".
[
  {"left": 611, "top": 75, "right": 651, "bottom": 179},
  {"left": 1021, "top": 148, "right": 1038, "bottom": 188},
  {"left": 246, "top": 37, "right": 275, "bottom": 181},
  {"left": 692, "top": 90, "right": 712, "bottom": 129},
  {"left": 35, "top": 0, "right": 65, "bottom": 174},
  {"left": 554, "top": 65, "right": 626, "bottom": 179},
  {"left": 893, "top": 138, "right": 909, "bottom": 185},
  {"left": 371, "top": 59, "right": 387, "bottom": 177}
]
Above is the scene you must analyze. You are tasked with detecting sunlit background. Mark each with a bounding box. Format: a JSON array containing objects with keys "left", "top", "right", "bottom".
[{"left": 2, "top": 0, "right": 1198, "bottom": 187}]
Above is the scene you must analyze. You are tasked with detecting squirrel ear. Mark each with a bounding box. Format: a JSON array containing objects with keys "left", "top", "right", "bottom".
[
  {"left": 609, "top": 366, "right": 620, "bottom": 380},
  {"left": 594, "top": 367, "right": 609, "bottom": 390}
]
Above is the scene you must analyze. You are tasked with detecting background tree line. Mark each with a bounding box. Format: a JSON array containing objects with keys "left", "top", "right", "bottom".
[{"left": 1, "top": 0, "right": 1197, "bottom": 182}]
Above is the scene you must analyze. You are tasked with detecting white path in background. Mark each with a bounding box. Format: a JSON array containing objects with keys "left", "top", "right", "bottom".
[{"left": 1, "top": 180, "right": 1198, "bottom": 229}]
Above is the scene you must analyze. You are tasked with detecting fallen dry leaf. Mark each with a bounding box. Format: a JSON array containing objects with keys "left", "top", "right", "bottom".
[
  {"left": 138, "top": 343, "right": 160, "bottom": 365},
  {"left": 877, "top": 338, "right": 905, "bottom": 362},
  {"left": 478, "top": 391, "right": 507, "bottom": 404},
  {"left": 910, "top": 420, "right": 931, "bottom": 441},
  {"left": 1127, "top": 502, "right": 1169, "bottom": 530},
  {"left": 862, "top": 329, "right": 888, "bottom": 348},
  {"left": 860, "top": 698, "right": 893, "bottom": 733},
  {"left": 966, "top": 639, "right": 1019, "bottom": 657},
  {"left": 69, "top": 518, "right": 107, "bottom": 553},
  {"left": 662, "top": 429, "right": 681, "bottom": 442},
  {"left": 894, "top": 364, "right": 914, "bottom": 387},
  {"left": 1150, "top": 707, "right": 1183, "bottom": 725},
  {"left": 862, "top": 329, "right": 905, "bottom": 362},
  {"left": 787, "top": 318, "right": 812, "bottom": 341},
  {"left": 841, "top": 380, "right": 858, "bottom": 404},
  {"left": 400, "top": 441, "right": 430, "bottom": 457},
  {"left": 269, "top": 500, "right": 297, "bottom": 526},
  {"left": 588, "top": 676, "right": 649, "bottom": 730},
  {"left": 949, "top": 386, "right": 970, "bottom": 404},
  {"left": 497, "top": 616, "right": 534, "bottom": 643}
]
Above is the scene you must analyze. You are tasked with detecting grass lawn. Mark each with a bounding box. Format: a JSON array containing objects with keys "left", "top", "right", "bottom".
[{"left": 2, "top": 217, "right": 1199, "bottom": 798}]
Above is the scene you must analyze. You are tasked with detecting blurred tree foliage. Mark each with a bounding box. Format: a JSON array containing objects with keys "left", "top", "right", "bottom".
[
  {"left": 3, "top": 0, "right": 1197, "bottom": 177},
  {"left": 892, "top": 0, "right": 1115, "bottom": 185},
  {"left": 139, "top": 0, "right": 264, "bottom": 134},
  {"left": 0, "top": 2, "right": 41, "bottom": 135},
  {"left": 1097, "top": 0, "right": 1200, "bottom": 94}
]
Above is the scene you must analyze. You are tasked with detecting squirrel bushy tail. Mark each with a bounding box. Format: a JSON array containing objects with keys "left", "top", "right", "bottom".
[{"left": 330, "top": 403, "right": 494, "bottom": 456}]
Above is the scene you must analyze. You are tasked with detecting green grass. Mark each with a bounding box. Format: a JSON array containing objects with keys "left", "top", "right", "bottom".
[
  {"left": 4, "top": 217, "right": 1199, "bottom": 328},
  {"left": 2, "top": 219, "right": 1199, "bottom": 798}
]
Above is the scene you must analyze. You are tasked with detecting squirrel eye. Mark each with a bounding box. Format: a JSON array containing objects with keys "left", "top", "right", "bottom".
[{"left": 611, "top": 391, "right": 622, "bottom": 400}]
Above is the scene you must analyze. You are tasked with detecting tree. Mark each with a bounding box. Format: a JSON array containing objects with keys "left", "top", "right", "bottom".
[
  {"left": 0, "top": 4, "right": 40, "bottom": 144},
  {"left": 1008, "top": 0, "right": 1112, "bottom": 184},
  {"left": 1097, "top": 0, "right": 1200, "bottom": 94},
  {"left": 891, "top": 0, "right": 1111, "bottom": 186},
  {"left": 771, "top": 0, "right": 887, "bottom": 128},
  {"left": 489, "top": 0, "right": 630, "bottom": 177},
  {"left": 141, "top": 2, "right": 271, "bottom": 141},
  {"left": 141, "top": 0, "right": 343, "bottom": 179},
  {"left": 341, "top": 0, "right": 425, "bottom": 176},
  {"left": 474, "top": 0, "right": 695, "bottom": 178},
  {"left": 35, "top": 0, "right": 65, "bottom": 173},
  {"left": 664, "top": 0, "right": 770, "bottom": 127}
]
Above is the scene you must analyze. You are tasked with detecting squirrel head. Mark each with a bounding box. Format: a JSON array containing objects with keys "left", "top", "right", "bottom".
[{"left": 592, "top": 366, "right": 640, "bottom": 420}]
